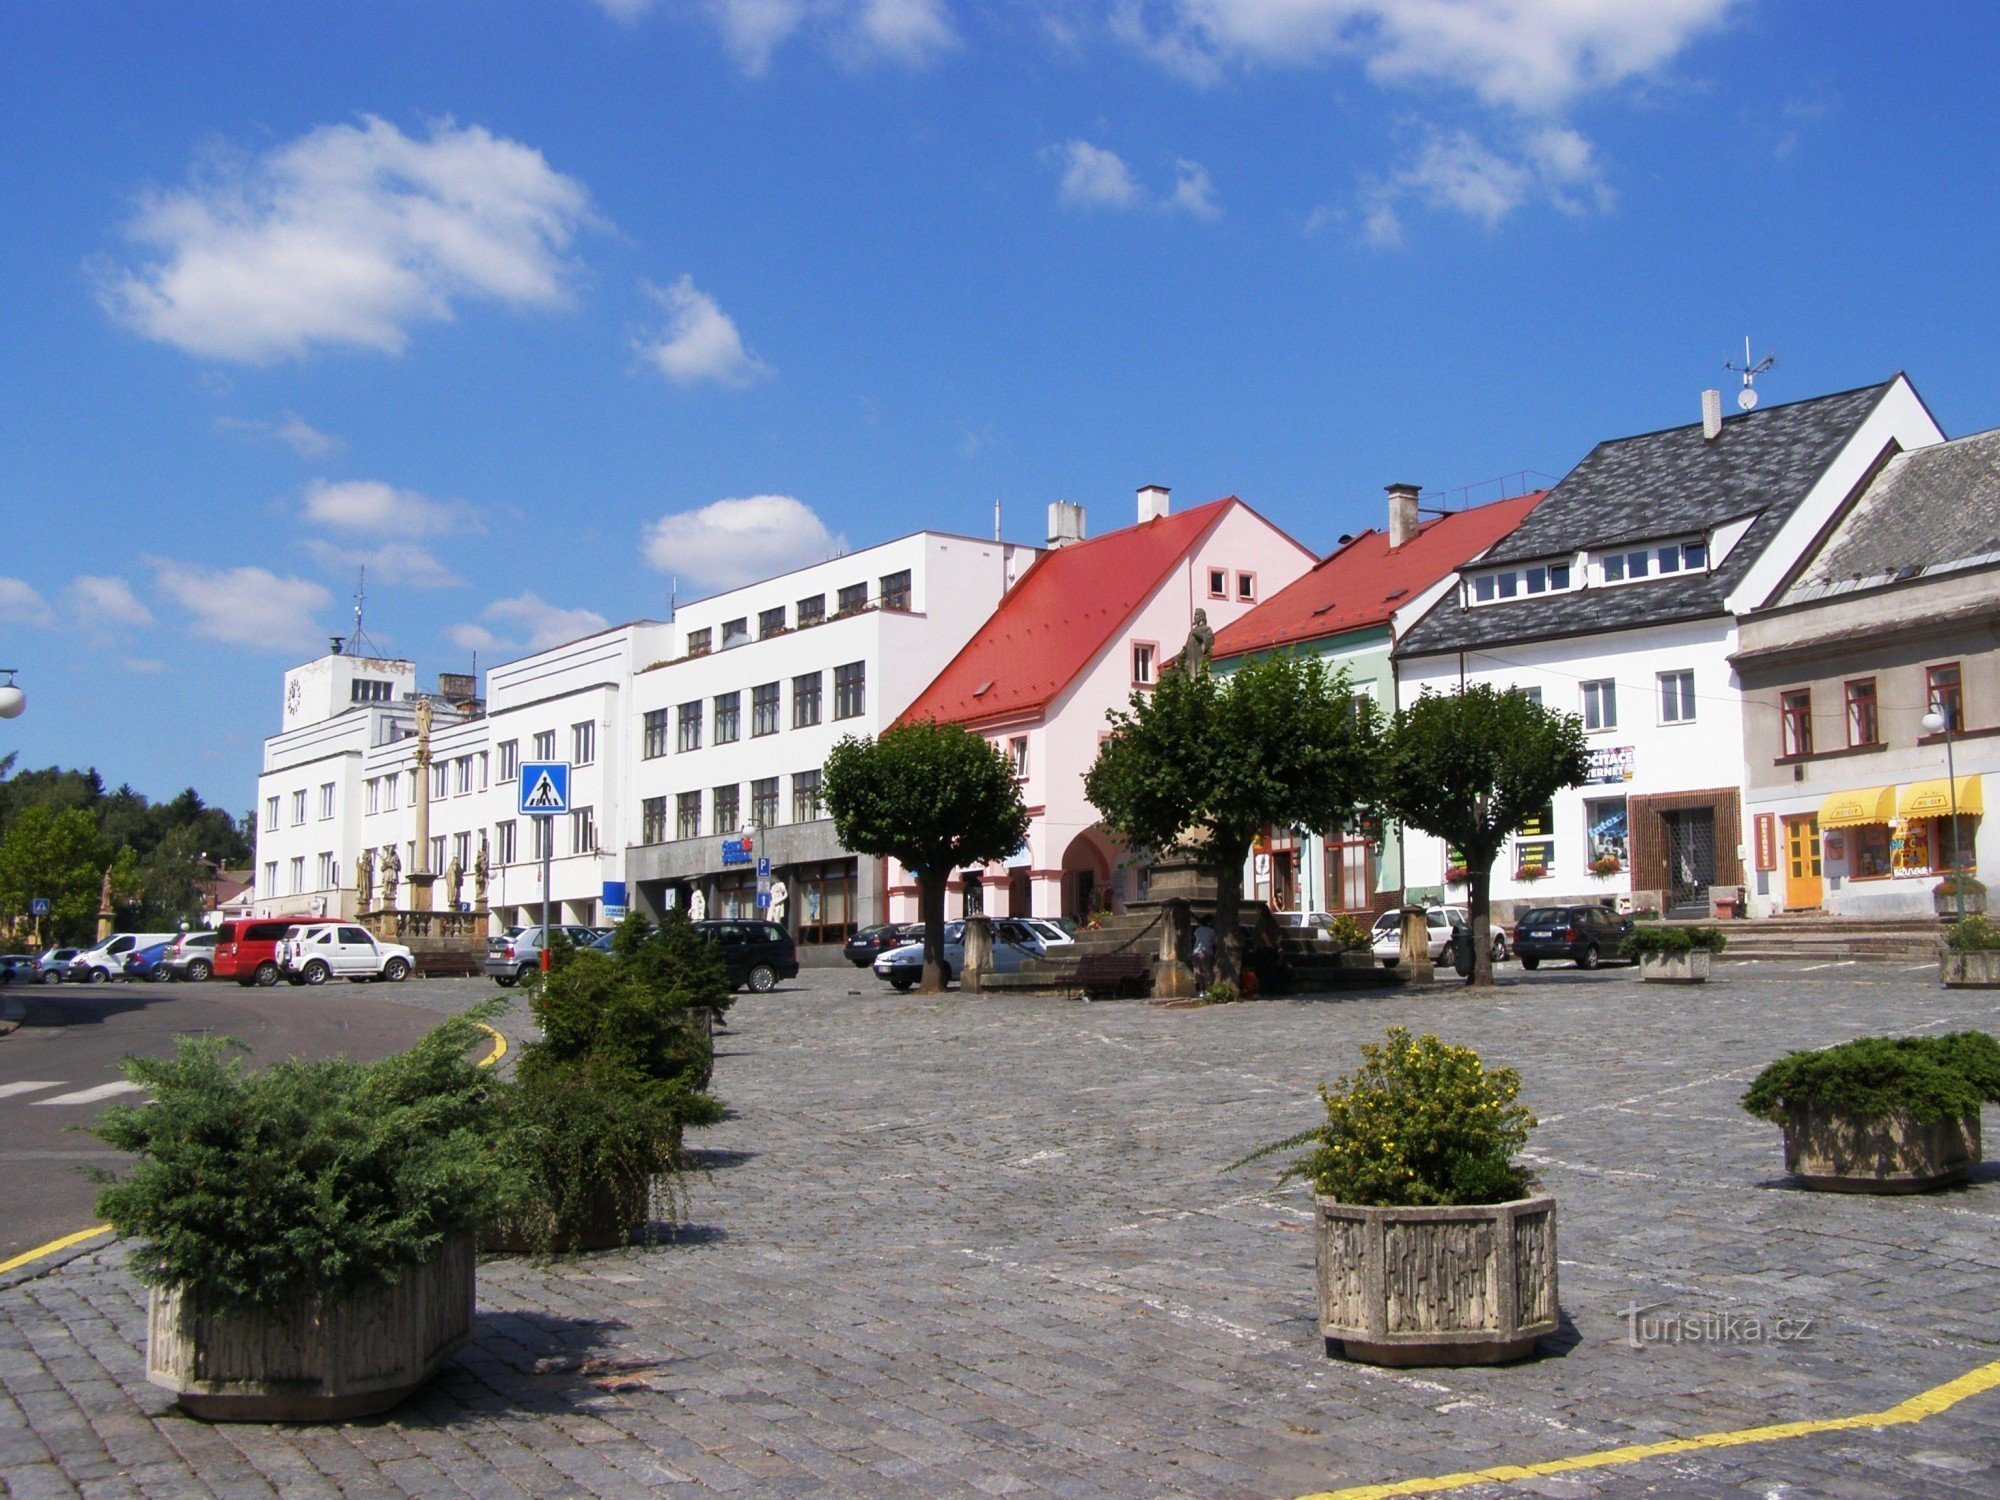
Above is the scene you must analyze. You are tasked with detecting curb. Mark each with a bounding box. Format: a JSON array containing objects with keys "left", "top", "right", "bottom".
[
  {"left": 0, "top": 1225, "right": 115, "bottom": 1292},
  {"left": 0, "top": 995, "right": 23, "bottom": 1036}
]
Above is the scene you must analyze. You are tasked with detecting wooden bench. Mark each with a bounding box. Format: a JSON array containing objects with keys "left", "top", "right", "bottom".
[{"left": 1070, "top": 952, "right": 1152, "bottom": 998}]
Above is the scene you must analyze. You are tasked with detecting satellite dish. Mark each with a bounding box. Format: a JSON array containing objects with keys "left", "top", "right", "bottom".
[{"left": 1737, "top": 387, "right": 1759, "bottom": 412}]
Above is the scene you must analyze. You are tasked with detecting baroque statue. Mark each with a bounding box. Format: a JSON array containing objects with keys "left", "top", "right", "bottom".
[
  {"left": 1171, "top": 608, "right": 1215, "bottom": 678},
  {"left": 355, "top": 847, "right": 374, "bottom": 911},
  {"left": 473, "top": 834, "right": 490, "bottom": 908},
  {"left": 445, "top": 854, "right": 464, "bottom": 911},
  {"left": 379, "top": 843, "right": 402, "bottom": 908}
]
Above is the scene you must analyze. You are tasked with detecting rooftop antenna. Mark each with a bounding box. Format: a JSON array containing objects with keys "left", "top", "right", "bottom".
[
  {"left": 669, "top": 578, "right": 678, "bottom": 622},
  {"left": 1724, "top": 337, "right": 1776, "bottom": 411},
  {"left": 345, "top": 567, "right": 384, "bottom": 657},
  {"left": 994, "top": 497, "right": 1002, "bottom": 542}
]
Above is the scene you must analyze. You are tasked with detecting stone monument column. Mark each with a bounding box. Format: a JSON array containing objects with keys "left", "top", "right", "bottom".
[{"left": 407, "top": 697, "right": 436, "bottom": 914}]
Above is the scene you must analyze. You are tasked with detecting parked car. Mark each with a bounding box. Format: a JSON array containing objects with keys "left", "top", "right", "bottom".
[
  {"left": 1369, "top": 907, "right": 1509, "bottom": 967},
  {"left": 35, "top": 947, "right": 78, "bottom": 983},
  {"left": 161, "top": 929, "right": 219, "bottom": 982},
  {"left": 0, "top": 954, "right": 40, "bottom": 984},
  {"left": 1275, "top": 910, "right": 1339, "bottom": 935},
  {"left": 122, "top": 941, "right": 175, "bottom": 982},
  {"left": 485, "top": 925, "right": 603, "bottom": 986},
  {"left": 1511, "top": 905, "right": 1636, "bottom": 970},
  {"left": 212, "top": 917, "right": 337, "bottom": 987},
  {"left": 842, "top": 922, "right": 921, "bottom": 967},
  {"left": 872, "top": 919, "right": 1049, "bottom": 992},
  {"left": 67, "top": 932, "right": 181, "bottom": 983},
  {"left": 1018, "top": 918, "right": 1075, "bottom": 949},
  {"left": 277, "top": 923, "right": 415, "bottom": 984},
  {"left": 692, "top": 919, "right": 800, "bottom": 993}
]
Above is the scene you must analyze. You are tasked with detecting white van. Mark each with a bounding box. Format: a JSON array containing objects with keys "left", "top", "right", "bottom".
[{"left": 68, "top": 932, "right": 182, "bottom": 983}]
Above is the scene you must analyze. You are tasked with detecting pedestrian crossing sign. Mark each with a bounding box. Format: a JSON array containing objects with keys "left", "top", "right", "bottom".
[{"left": 519, "top": 761, "right": 571, "bottom": 816}]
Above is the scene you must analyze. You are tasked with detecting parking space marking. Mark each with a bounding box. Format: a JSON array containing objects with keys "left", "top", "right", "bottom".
[
  {"left": 31, "top": 1082, "right": 145, "bottom": 1107},
  {"left": 0, "top": 1082, "right": 64, "bottom": 1101}
]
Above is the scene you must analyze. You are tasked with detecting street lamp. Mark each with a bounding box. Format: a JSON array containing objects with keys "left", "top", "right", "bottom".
[
  {"left": 0, "top": 668, "right": 24, "bottom": 719},
  {"left": 1921, "top": 697, "right": 1963, "bottom": 922}
]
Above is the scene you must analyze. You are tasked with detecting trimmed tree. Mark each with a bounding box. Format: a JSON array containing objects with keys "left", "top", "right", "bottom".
[
  {"left": 823, "top": 720, "right": 1030, "bottom": 994},
  {"left": 1378, "top": 685, "right": 1589, "bottom": 988},
  {"left": 1084, "top": 651, "right": 1379, "bottom": 986}
]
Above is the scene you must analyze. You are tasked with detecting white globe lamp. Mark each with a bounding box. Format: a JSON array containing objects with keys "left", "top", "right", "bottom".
[{"left": 0, "top": 671, "right": 23, "bottom": 720}]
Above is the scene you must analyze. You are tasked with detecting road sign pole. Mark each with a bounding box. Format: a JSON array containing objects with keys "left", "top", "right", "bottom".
[{"left": 541, "top": 819, "right": 553, "bottom": 972}]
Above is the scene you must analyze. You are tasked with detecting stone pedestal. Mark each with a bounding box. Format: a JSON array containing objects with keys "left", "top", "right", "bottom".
[
  {"left": 960, "top": 916, "right": 995, "bottom": 994},
  {"left": 1142, "top": 861, "right": 1219, "bottom": 907},
  {"left": 1398, "top": 907, "right": 1436, "bottom": 984},
  {"left": 406, "top": 872, "right": 436, "bottom": 914},
  {"left": 361, "top": 907, "right": 488, "bottom": 976}
]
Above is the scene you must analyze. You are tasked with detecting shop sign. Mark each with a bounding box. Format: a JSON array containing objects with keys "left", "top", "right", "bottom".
[
  {"left": 1587, "top": 745, "right": 1635, "bottom": 784},
  {"left": 721, "top": 836, "right": 755, "bottom": 867},
  {"left": 1753, "top": 814, "right": 1777, "bottom": 873},
  {"left": 601, "top": 880, "right": 628, "bottom": 922}
]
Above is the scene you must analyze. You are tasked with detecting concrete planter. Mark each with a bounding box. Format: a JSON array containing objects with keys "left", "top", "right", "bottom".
[
  {"left": 1781, "top": 1104, "right": 1981, "bottom": 1193},
  {"left": 1639, "top": 951, "right": 1711, "bottom": 983},
  {"left": 1933, "top": 887, "right": 1987, "bottom": 918},
  {"left": 146, "top": 1235, "right": 474, "bottom": 1421},
  {"left": 1940, "top": 950, "right": 2000, "bottom": 989},
  {"left": 1314, "top": 1192, "right": 1558, "bottom": 1366},
  {"left": 481, "top": 1178, "right": 652, "bottom": 1255}
]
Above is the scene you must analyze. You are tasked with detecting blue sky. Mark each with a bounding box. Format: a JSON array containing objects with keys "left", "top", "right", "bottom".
[{"left": 4, "top": 1, "right": 1999, "bottom": 816}]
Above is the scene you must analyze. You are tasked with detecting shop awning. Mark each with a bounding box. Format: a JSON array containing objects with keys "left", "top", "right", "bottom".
[
  {"left": 1899, "top": 775, "right": 1983, "bottom": 819},
  {"left": 1818, "top": 785, "right": 1895, "bottom": 828}
]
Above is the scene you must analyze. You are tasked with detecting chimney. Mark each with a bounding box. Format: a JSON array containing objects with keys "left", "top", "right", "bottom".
[
  {"left": 1702, "top": 388, "right": 1723, "bottom": 441},
  {"left": 1137, "top": 484, "right": 1171, "bottom": 523},
  {"left": 1046, "top": 500, "right": 1087, "bottom": 548},
  {"left": 1386, "top": 483, "right": 1421, "bottom": 549}
]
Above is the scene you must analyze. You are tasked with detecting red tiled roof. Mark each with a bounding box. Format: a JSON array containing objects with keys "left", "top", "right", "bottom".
[
  {"left": 898, "top": 497, "right": 1246, "bottom": 727},
  {"left": 1211, "top": 492, "right": 1547, "bottom": 659}
]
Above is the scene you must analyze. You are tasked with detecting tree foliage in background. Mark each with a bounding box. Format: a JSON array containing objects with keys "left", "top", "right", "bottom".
[
  {"left": 1377, "top": 686, "right": 1589, "bottom": 988},
  {"left": 1085, "top": 652, "right": 1378, "bottom": 985},
  {"left": 824, "top": 721, "right": 1030, "bottom": 993}
]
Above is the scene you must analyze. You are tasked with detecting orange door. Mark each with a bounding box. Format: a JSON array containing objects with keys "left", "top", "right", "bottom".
[{"left": 1783, "top": 816, "right": 1823, "bottom": 909}]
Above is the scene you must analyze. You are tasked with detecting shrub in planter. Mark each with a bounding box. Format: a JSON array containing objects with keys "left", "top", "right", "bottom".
[
  {"left": 535, "top": 913, "right": 726, "bottom": 1091},
  {"left": 1941, "top": 914, "right": 2000, "bottom": 987},
  {"left": 1934, "top": 873, "right": 1988, "bottom": 918},
  {"left": 1623, "top": 924, "right": 1726, "bottom": 981},
  {"left": 1238, "top": 1027, "right": 1557, "bottom": 1366},
  {"left": 90, "top": 1012, "right": 505, "bottom": 1419},
  {"left": 1741, "top": 1032, "right": 2000, "bottom": 1191},
  {"left": 1326, "top": 915, "right": 1370, "bottom": 952}
]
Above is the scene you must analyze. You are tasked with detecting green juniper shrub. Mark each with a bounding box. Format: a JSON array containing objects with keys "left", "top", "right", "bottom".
[
  {"left": 1741, "top": 1031, "right": 2000, "bottom": 1125},
  {"left": 1202, "top": 980, "right": 1240, "bottom": 1005},
  {"left": 1235, "top": 1026, "right": 1537, "bottom": 1207},
  {"left": 91, "top": 1010, "right": 505, "bottom": 1312},
  {"left": 1944, "top": 914, "right": 2000, "bottom": 953},
  {"left": 532, "top": 913, "right": 724, "bottom": 1093},
  {"left": 1622, "top": 924, "right": 1728, "bottom": 959}
]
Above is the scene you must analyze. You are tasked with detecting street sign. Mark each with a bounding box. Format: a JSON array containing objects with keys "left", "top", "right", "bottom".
[
  {"left": 756, "top": 857, "right": 771, "bottom": 878},
  {"left": 519, "top": 762, "right": 571, "bottom": 816},
  {"left": 31, "top": 897, "right": 50, "bottom": 917}
]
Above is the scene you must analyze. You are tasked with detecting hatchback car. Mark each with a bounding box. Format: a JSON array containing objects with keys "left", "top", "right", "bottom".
[
  {"left": 1511, "top": 905, "right": 1636, "bottom": 970},
  {"left": 35, "top": 947, "right": 79, "bottom": 983},
  {"left": 122, "top": 941, "right": 175, "bottom": 982},
  {"left": 0, "top": 954, "right": 39, "bottom": 985},
  {"left": 486, "top": 924, "right": 603, "bottom": 986},
  {"left": 692, "top": 919, "right": 800, "bottom": 993},
  {"left": 872, "top": 919, "right": 1049, "bottom": 991},
  {"left": 842, "top": 922, "right": 921, "bottom": 967},
  {"left": 1370, "top": 908, "right": 1508, "bottom": 966}
]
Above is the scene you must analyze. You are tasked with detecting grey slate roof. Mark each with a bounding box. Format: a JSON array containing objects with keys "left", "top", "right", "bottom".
[
  {"left": 1396, "top": 379, "right": 1896, "bottom": 658},
  {"left": 1781, "top": 425, "right": 2000, "bottom": 603}
]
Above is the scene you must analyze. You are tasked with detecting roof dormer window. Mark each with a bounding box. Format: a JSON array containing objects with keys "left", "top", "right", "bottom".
[
  {"left": 1469, "top": 560, "right": 1572, "bottom": 605},
  {"left": 1596, "top": 538, "right": 1708, "bottom": 586}
]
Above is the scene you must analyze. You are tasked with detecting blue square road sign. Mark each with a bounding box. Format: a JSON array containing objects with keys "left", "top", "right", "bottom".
[{"left": 519, "top": 762, "right": 571, "bottom": 816}]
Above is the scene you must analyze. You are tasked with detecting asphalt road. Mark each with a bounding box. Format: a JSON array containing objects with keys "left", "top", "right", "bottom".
[{"left": 0, "top": 976, "right": 497, "bottom": 1262}]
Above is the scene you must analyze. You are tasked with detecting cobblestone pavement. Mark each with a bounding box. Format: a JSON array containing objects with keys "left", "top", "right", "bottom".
[{"left": 3, "top": 961, "right": 1998, "bottom": 1498}]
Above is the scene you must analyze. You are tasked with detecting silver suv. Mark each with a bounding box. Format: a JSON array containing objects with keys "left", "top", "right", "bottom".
[{"left": 486, "top": 925, "right": 603, "bottom": 986}]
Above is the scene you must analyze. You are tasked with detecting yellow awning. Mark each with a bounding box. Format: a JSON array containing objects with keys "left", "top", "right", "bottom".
[
  {"left": 1819, "top": 785, "right": 1896, "bottom": 828},
  {"left": 1899, "top": 775, "right": 1983, "bottom": 819}
]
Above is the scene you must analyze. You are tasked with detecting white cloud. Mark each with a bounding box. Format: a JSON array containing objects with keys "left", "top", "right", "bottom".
[
  {"left": 636, "top": 276, "right": 772, "bottom": 388},
  {"left": 302, "top": 539, "right": 463, "bottom": 590},
  {"left": 65, "top": 575, "right": 155, "bottom": 630},
  {"left": 216, "top": 412, "right": 345, "bottom": 459},
  {"left": 300, "top": 478, "right": 480, "bottom": 537},
  {"left": 450, "top": 593, "right": 610, "bottom": 654},
  {"left": 1050, "top": 141, "right": 1221, "bottom": 218},
  {"left": 643, "top": 494, "right": 843, "bottom": 590},
  {"left": 1358, "top": 123, "right": 1613, "bottom": 244},
  {"left": 843, "top": 0, "right": 959, "bottom": 66},
  {"left": 0, "top": 578, "right": 54, "bottom": 628},
  {"left": 602, "top": 0, "right": 954, "bottom": 74},
  {"left": 591, "top": 0, "right": 659, "bottom": 20},
  {"left": 150, "top": 560, "right": 332, "bottom": 652},
  {"left": 101, "top": 115, "right": 594, "bottom": 362}
]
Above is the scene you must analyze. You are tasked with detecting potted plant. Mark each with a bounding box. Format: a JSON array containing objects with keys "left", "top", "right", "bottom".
[
  {"left": 1325, "top": 914, "right": 1378, "bottom": 970},
  {"left": 1623, "top": 924, "right": 1727, "bottom": 982},
  {"left": 1742, "top": 1032, "right": 2000, "bottom": 1192},
  {"left": 90, "top": 1012, "right": 505, "bottom": 1421},
  {"left": 1589, "top": 855, "right": 1623, "bottom": 877},
  {"left": 1941, "top": 913, "right": 2000, "bottom": 988},
  {"left": 1514, "top": 865, "right": 1548, "bottom": 884},
  {"left": 1238, "top": 1027, "right": 1556, "bottom": 1366},
  {"left": 1935, "top": 872, "right": 1988, "bottom": 920},
  {"left": 1444, "top": 865, "right": 1470, "bottom": 888}
]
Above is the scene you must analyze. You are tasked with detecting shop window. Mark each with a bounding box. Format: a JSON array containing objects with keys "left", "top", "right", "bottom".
[
  {"left": 794, "top": 858, "right": 858, "bottom": 945},
  {"left": 1934, "top": 813, "right": 1977, "bottom": 871},
  {"left": 1845, "top": 679, "right": 1879, "bottom": 746},
  {"left": 1780, "top": 689, "right": 1813, "bottom": 757},
  {"left": 1926, "top": 662, "right": 1963, "bottom": 730},
  {"left": 1515, "top": 802, "right": 1555, "bottom": 879},
  {"left": 1585, "top": 797, "right": 1628, "bottom": 869},
  {"left": 1852, "top": 824, "right": 1892, "bottom": 878}
]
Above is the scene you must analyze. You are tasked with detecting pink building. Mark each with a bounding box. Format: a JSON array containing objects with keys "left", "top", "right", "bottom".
[{"left": 891, "top": 487, "right": 1317, "bottom": 921}]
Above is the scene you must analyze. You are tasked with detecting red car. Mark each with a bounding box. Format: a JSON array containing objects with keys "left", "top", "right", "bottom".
[{"left": 212, "top": 916, "right": 338, "bottom": 987}]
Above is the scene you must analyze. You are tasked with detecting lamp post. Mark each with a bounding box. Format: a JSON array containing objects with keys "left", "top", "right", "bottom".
[{"left": 1921, "top": 698, "right": 1963, "bottom": 922}]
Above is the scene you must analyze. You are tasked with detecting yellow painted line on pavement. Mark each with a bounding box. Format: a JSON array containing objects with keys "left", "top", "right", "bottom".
[
  {"left": 1297, "top": 1357, "right": 2000, "bottom": 1499},
  {"left": 0, "top": 1224, "right": 113, "bottom": 1278},
  {"left": 476, "top": 1022, "right": 507, "bottom": 1068}
]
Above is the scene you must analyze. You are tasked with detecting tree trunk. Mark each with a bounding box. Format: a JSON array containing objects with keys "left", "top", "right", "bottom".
[
  {"left": 1213, "top": 857, "right": 1245, "bottom": 987},
  {"left": 918, "top": 870, "right": 949, "bottom": 994},
  {"left": 1467, "top": 864, "right": 1495, "bottom": 987}
]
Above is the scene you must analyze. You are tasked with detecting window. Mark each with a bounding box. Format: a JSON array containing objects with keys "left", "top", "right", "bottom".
[
  {"left": 532, "top": 730, "right": 556, "bottom": 761},
  {"left": 677, "top": 701, "right": 702, "bottom": 752},
  {"left": 685, "top": 627, "right": 712, "bottom": 657},
  {"left": 637, "top": 797, "right": 666, "bottom": 845},
  {"left": 1236, "top": 571, "right": 1256, "bottom": 601},
  {"left": 496, "top": 820, "right": 516, "bottom": 865},
  {"left": 1132, "top": 642, "right": 1157, "bottom": 686},
  {"left": 1585, "top": 797, "right": 1628, "bottom": 868},
  {"left": 833, "top": 661, "right": 865, "bottom": 719},
  {"left": 317, "top": 853, "right": 336, "bottom": 889},
  {"left": 712, "top": 784, "right": 740, "bottom": 835},
  {"left": 758, "top": 606, "right": 787, "bottom": 639},
  {"left": 571, "top": 806, "right": 596, "bottom": 855},
  {"left": 1007, "top": 737, "right": 1028, "bottom": 777},
  {"left": 453, "top": 831, "right": 470, "bottom": 870},
  {"left": 478, "top": 752, "right": 489, "bottom": 790},
  {"left": 1474, "top": 575, "right": 1495, "bottom": 603},
  {"left": 532, "top": 818, "right": 552, "bottom": 860},
  {"left": 289, "top": 856, "right": 305, "bottom": 894},
  {"left": 498, "top": 740, "right": 519, "bottom": 781},
  {"left": 1474, "top": 561, "right": 1577, "bottom": 603},
  {"left": 752, "top": 682, "right": 780, "bottom": 736},
  {"left": 721, "top": 617, "right": 750, "bottom": 650},
  {"left": 350, "top": 678, "right": 393, "bottom": 703},
  {"left": 1853, "top": 824, "right": 1892, "bottom": 878},
  {"left": 1845, "top": 679, "right": 1880, "bottom": 747},
  {"left": 643, "top": 709, "right": 669, "bottom": 759},
  {"left": 1512, "top": 685, "right": 1543, "bottom": 705},
  {"left": 314, "top": 782, "right": 333, "bottom": 820},
  {"left": 291, "top": 790, "right": 308, "bottom": 826},
  {"left": 430, "top": 835, "right": 446, "bottom": 872},
  {"left": 366, "top": 779, "right": 380, "bottom": 815},
  {"left": 407, "top": 770, "right": 419, "bottom": 804},
  {"left": 676, "top": 791, "right": 702, "bottom": 840},
  {"left": 262, "top": 861, "right": 277, "bottom": 896},
  {"left": 1927, "top": 662, "right": 1963, "bottom": 731},
  {"left": 455, "top": 757, "right": 473, "bottom": 795},
  {"left": 1207, "top": 567, "right": 1227, "bottom": 598},
  {"left": 792, "top": 769, "right": 823, "bottom": 823},
  {"left": 1658, "top": 670, "right": 1696, "bottom": 724},
  {"left": 713, "top": 692, "right": 740, "bottom": 744},
  {"left": 1780, "top": 689, "right": 1814, "bottom": 757},
  {"left": 837, "top": 582, "right": 868, "bottom": 615},
  {"left": 1515, "top": 802, "right": 1555, "bottom": 878},
  {"left": 382, "top": 774, "right": 398, "bottom": 811},
  {"left": 265, "top": 795, "right": 279, "bottom": 830},
  {"left": 750, "top": 777, "right": 779, "bottom": 828},
  {"left": 572, "top": 721, "right": 595, "bottom": 765},
  {"left": 879, "top": 570, "right": 912, "bottom": 611},
  {"left": 1683, "top": 541, "right": 1707, "bottom": 569},
  {"left": 797, "top": 594, "right": 826, "bottom": 627},
  {"left": 793, "top": 671, "right": 822, "bottom": 728},
  {"left": 431, "top": 764, "right": 448, "bottom": 800},
  {"left": 1581, "top": 679, "right": 1617, "bottom": 732}
]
